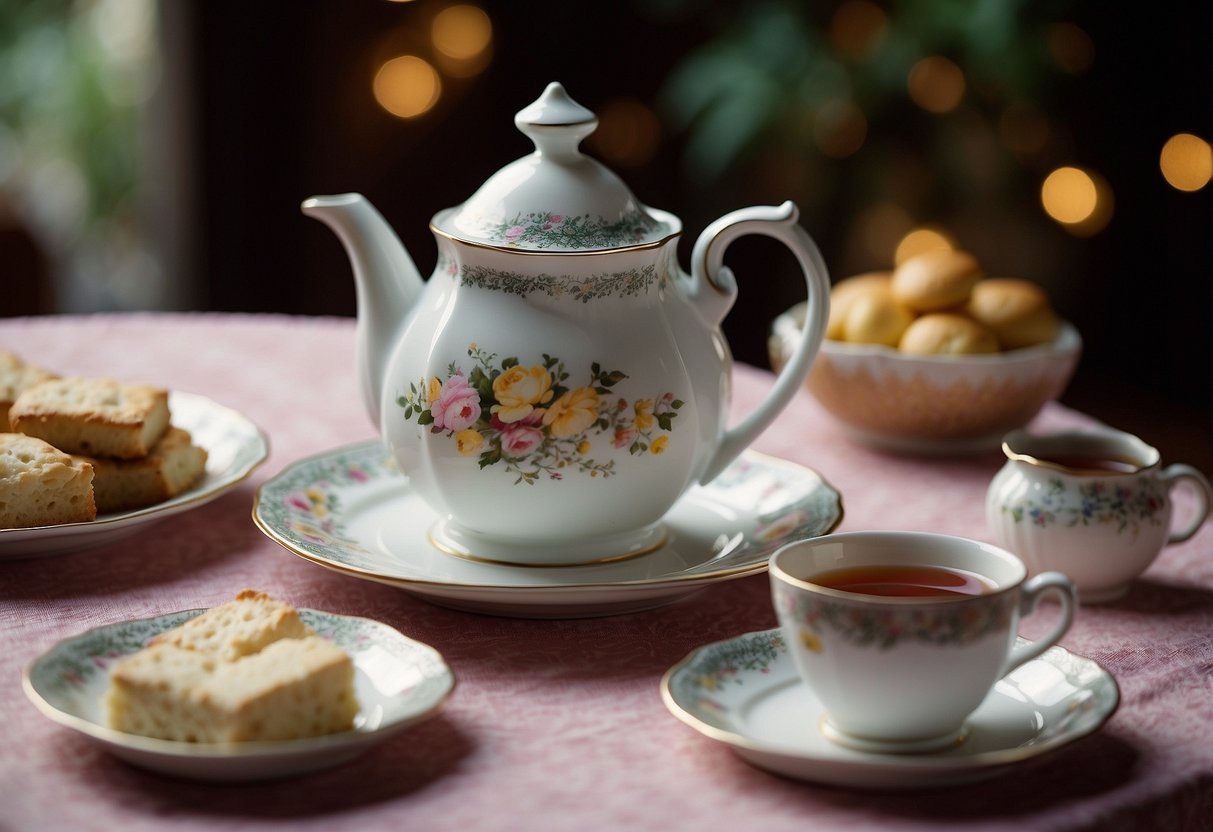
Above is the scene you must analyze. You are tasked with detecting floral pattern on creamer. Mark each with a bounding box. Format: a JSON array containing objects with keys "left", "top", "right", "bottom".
[
  {"left": 477, "top": 210, "right": 660, "bottom": 249},
  {"left": 397, "top": 345, "right": 683, "bottom": 484},
  {"left": 774, "top": 586, "right": 1014, "bottom": 651},
  {"left": 437, "top": 256, "right": 668, "bottom": 302},
  {"left": 998, "top": 476, "right": 1166, "bottom": 537}
]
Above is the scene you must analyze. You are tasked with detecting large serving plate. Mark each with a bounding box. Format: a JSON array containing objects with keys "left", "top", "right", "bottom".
[
  {"left": 1, "top": 391, "right": 269, "bottom": 559},
  {"left": 662, "top": 629, "right": 1119, "bottom": 790},
  {"left": 23, "top": 608, "right": 454, "bottom": 781},
  {"left": 253, "top": 442, "right": 843, "bottom": 618}
]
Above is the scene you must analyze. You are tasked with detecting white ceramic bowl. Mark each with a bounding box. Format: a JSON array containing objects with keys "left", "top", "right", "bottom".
[{"left": 769, "top": 302, "right": 1082, "bottom": 454}]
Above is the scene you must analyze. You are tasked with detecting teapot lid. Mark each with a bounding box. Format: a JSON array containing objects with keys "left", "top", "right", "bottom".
[{"left": 431, "top": 82, "right": 677, "bottom": 251}]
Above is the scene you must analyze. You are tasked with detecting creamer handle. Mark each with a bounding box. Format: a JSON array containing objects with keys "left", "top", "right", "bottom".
[{"left": 690, "top": 202, "right": 830, "bottom": 485}]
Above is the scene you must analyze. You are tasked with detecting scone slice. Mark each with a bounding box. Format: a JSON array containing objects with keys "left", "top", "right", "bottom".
[
  {"left": 77, "top": 426, "right": 208, "bottom": 512},
  {"left": 203, "top": 636, "right": 359, "bottom": 742},
  {"left": 105, "top": 637, "right": 358, "bottom": 743},
  {"left": 0, "top": 432, "right": 95, "bottom": 529},
  {"left": 0, "top": 351, "right": 58, "bottom": 430},
  {"left": 10, "top": 377, "right": 170, "bottom": 459},
  {"left": 150, "top": 590, "right": 314, "bottom": 662}
]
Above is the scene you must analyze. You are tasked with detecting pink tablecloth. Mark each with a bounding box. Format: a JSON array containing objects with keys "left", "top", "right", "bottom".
[{"left": 3, "top": 313, "right": 1212, "bottom": 831}]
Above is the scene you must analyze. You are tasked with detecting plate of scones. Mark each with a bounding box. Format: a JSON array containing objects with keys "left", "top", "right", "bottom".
[
  {"left": 22, "top": 590, "right": 455, "bottom": 780},
  {"left": 0, "top": 350, "right": 269, "bottom": 558}
]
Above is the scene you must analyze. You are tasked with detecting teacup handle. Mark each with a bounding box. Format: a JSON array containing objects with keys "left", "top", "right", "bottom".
[
  {"left": 689, "top": 201, "right": 830, "bottom": 484},
  {"left": 1000, "top": 571, "right": 1077, "bottom": 677},
  {"left": 1160, "top": 464, "right": 1213, "bottom": 544}
]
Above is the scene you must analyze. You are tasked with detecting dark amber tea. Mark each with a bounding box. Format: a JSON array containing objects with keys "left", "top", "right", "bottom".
[
  {"left": 810, "top": 564, "right": 993, "bottom": 598},
  {"left": 1040, "top": 454, "right": 1141, "bottom": 474}
]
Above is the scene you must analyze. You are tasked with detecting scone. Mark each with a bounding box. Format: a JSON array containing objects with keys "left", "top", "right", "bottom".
[
  {"left": 10, "top": 377, "right": 170, "bottom": 459},
  {"left": 965, "top": 278, "right": 1062, "bottom": 350},
  {"left": 105, "top": 636, "right": 358, "bottom": 743},
  {"left": 892, "top": 250, "right": 984, "bottom": 312},
  {"left": 826, "top": 272, "right": 894, "bottom": 340},
  {"left": 105, "top": 590, "right": 359, "bottom": 742},
  {"left": 898, "top": 313, "right": 1000, "bottom": 355},
  {"left": 842, "top": 285, "right": 915, "bottom": 347},
  {"left": 0, "top": 432, "right": 96, "bottom": 528},
  {"left": 0, "top": 351, "right": 57, "bottom": 430},
  {"left": 77, "top": 427, "right": 208, "bottom": 512},
  {"left": 149, "top": 589, "right": 313, "bottom": 662}
]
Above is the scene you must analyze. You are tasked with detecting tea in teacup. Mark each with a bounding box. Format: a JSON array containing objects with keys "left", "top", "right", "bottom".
[
  {"left": 810, "top": 564, "right": 993, "bottom": 598},
  {"left": 770, "top": 531, "right": 1077, "bottom": 754}
]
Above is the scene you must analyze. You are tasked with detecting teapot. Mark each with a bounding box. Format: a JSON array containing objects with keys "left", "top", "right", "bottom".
[{"left": 302, "top": 82, "right": 830, "bottom": 566}]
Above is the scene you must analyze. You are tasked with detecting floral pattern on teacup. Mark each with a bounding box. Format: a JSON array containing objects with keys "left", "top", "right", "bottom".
[
  {"left": 397, "top": 344, "right": 683, "bottom": 484},
  {"left": 998, "top": 477, "right": 1166, "bottom": 538},
  {"left": 774, "top": 587, "right": 1015, "bottom": 651}
]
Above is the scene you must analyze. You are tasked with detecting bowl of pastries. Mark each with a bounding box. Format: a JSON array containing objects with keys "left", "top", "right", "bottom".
[{"left": 769, "top": 248, "right": 1082, "bottom": 453}]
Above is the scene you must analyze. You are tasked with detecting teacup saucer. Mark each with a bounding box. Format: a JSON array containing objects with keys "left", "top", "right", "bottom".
[
  {"left": 661, "top": 629, "right": 1119, "bottom": 790},
  {"left": 253, "top": 441, "right": 842, "bottom": 618},
  {"left": 23, "top": 608, "right": 454, "bottom": 782}
]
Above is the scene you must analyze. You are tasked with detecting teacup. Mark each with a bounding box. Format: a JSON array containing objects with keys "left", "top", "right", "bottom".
[
  {"left": 987, "top": 427, "right": 1213, "bottom": 602},
  {"left": 769, "top": 531, "right": 1076, "bottom": 754}
]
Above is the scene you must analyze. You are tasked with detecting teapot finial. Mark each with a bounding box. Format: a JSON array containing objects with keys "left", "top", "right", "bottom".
[{"left": 514, "top": 82, "right": 597, "bottom": 161}]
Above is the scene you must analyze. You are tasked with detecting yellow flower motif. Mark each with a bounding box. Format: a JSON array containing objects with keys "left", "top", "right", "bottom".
[
  {"left": 634, "top": 398, "right": 654, "bottom": 432},
  {"left": 696, "top": 674, "right": 719, "bottom": 690},
  {"left": 577, "top": 440, "right": 591, "bottom": 455},
  {"left": 800, "top": 629, "right": 822, "bottom": 653},
  {"left": 305, "top": 487, "right": 329, "bottom": 518},
  {"left": 491, "top": 365, "right": 554, "bottom": 423},
  {"left": 427, "top": 376, "right": 443, "bottom": 405},
  {"left": 650, "top": 435, "right": 669, "bottom": 455},
  {"left": 543, "top": 387, "right": 600, "bottom": 438},
  {"left": 455, "top": 429, "right": 485, "bottom": 456}
]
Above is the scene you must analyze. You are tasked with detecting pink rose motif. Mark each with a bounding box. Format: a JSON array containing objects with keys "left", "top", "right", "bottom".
[
  {"left": 549, "top": 214, "right": 563, "bottom": 223},
  {"left": 613, "top": 427, "right": 636, "bottom": 448},
  {"left": 504, "top": 225, "right": 526, "bottom": 242},
  {"left": 431, "top": 375, "right": 482, "bottom": 432},
  {"left": 500, "top": 423, "right": 544, "bottom": 458}
]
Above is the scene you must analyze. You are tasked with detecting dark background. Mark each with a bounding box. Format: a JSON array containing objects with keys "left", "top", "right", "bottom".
[{"left": 12, "top": 1, "right": 1213, "bottom": 468}]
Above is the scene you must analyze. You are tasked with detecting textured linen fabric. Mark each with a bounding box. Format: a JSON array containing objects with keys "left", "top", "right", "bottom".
[{"left": 2, "top": 313, "right": 1212, "bottom": 831}]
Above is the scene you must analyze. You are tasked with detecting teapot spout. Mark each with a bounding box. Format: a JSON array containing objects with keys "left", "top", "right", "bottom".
[{"left": 301, "top": 193, "right": 423, "bottom": 427}]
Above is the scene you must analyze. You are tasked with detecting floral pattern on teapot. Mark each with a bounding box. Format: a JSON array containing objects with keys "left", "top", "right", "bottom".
[
  {"left": 997, "top": 477, "right": 1166, "bottom": 537},
  {"left": 438, "top": 256, "right": 670, "bottom": 302},
  {"left": 473, "top": 210, "right": 660, "bottom": 249},
  {"left": 397, "top": 344, "right": 683, "bottom": 485}
]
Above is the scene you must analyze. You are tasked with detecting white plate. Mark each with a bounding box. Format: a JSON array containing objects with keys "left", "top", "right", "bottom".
[
  {"left": 661, "top": 629, "right": 1119, "bottom": 790},
  {"left": 22, "top": 608, "right": 455, "bottom": 781},
  {"left": 253, "top": 442, "right": 843, "bottom": 618},
  {"left": 1, "top": 391, "right": 269, "bottom": 559}
]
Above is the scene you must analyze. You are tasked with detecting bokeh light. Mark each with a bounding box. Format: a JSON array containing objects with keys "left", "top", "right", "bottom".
[
  {"left": 373, "top": 55, "right": 441, "bottom": 119},
  {"left": 907, "top": 56, "right": 965, "bottom": 113},
  {"left": 1041, "top": 166, "right": 1113, "bottom": 235},
  {"left": 431, "top": 4, "right": 492, "bottom": 77},
  {"left": 1159, "top": 133, "right": 1212, "bottom": 192},
  {"left": 813, "top": 98, "right": 867, "bottom": 159},
  {"left": 894, "top": 227, "right": 955, "bottom": 265},
  {"left": 1047, "top": 23, "right": 1095, "bottom": 74},
  {"left": 829, "top": 0, "right": 888, "bottom": 60},
  {"left": 585, "top": 98, "right": 661, "bottom": 168}
]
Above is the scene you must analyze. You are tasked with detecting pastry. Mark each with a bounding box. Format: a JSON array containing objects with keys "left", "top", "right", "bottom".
[
  {"left": 0, "top": 432, "right": 95, "bottom": 528},
  {"left": 9, "top": 377, "right": 170, "bottom": 459},
  {"left": 892, "top": 250, "right": 983, "bottom": 312},
  {"left": 898, "top": 313, "right": 1000, "bottom": 355},
  {"left": 77, "top": 427, "right": 208, "bottom": 512},
  {"left": 965, "top": 278, "right": 1062, "bottom": 349}
]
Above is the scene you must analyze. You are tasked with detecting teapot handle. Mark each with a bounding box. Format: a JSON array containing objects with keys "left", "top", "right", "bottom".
[{"left": 690, "top": 201, "right": 830, "bottom": 484}]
